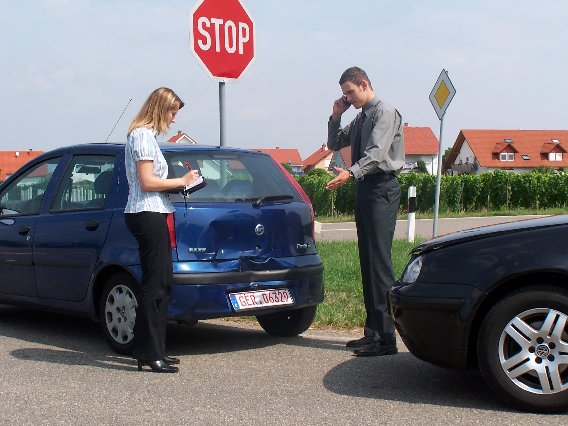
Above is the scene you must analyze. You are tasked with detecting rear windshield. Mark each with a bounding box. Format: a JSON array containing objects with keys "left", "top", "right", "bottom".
[{"left": 164, "top": 151, "right": 300, "bottom": 203}]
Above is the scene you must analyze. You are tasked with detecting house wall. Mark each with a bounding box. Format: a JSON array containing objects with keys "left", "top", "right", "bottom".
[
  {"left": 405, "top": 154, "right": 438, "bottom": 175},
  {"left": 454, "top": 141, "right": 475, "bottom": 166}
]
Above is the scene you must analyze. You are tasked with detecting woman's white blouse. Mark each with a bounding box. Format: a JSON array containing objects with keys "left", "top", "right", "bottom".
[{"left": 124, "top": 127, "right": 174, "bottom": 213}]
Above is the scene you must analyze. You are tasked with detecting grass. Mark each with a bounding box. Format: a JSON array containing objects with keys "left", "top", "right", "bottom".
[
  {"left": 316, "top": 207, "right": 565, "bottom": 223},
  {"left": 313, "top": 239, "right": 420, "bottom": 331}
]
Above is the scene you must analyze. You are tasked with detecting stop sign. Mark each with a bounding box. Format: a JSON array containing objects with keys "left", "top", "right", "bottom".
[{"left": 190, "top": 0, "right": 255, "bottom": 81}]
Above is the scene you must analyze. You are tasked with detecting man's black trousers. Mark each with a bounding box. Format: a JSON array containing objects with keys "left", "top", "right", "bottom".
[{"left": 355, "top": 175, "right": 400, "bottom": 342}]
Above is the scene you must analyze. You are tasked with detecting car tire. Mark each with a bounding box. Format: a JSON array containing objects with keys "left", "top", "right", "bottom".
[
  {"left": 256, "top": 306, "right": 317, "bottom": 337},
  {"left": 477, "top": 286, "right": 568, "bottom": 413},
  {"left": 99, "top": 273, "right": 138, "bottom": 355}
]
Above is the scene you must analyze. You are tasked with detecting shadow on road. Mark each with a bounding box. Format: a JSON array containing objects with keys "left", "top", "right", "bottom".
[
  {"left": 322, "top": 353, "right": 513, "bottom": 412},
  {"left": 0, "top": 305, "right": 515, "bottom": 412}
]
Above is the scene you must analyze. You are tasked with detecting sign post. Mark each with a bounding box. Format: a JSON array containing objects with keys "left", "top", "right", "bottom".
[
  {"left": 189, "top": 0, "right": 255, "bottom": 146},
  {"left": 429, "top": 69, "right": 456, "bottom": 237}
]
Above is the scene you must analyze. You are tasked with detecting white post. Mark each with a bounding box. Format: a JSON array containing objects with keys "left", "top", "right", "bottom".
[{"left": 407, "top": 185, "right": 417, "bottom": 243}]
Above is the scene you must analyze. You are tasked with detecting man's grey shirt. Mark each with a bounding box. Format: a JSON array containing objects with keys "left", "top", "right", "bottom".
[{"left": 327, "top": 95, "right": 405, "bottom": 180}]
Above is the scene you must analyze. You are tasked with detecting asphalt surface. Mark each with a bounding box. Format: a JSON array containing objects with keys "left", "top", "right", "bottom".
[
  {"left": 315, "top": 215, "right": 548, "bottom": 241},
  {"left": 1, "top": 306, "right": 566, "bottom": 425}
]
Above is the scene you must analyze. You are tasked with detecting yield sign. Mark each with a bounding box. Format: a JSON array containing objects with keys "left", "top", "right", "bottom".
[{"left": 429, "top": 69, "right": 456, "bottom": 119}]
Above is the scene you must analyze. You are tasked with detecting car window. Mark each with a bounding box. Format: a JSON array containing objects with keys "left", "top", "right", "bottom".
[
  {"left": 0, "top": 157, "right": 62, "bottom": 216},
  {"left": 51, "top": 155, "right": 116, "bottom": 211},
  {"left": 164, "top": 151, "right": 300, "bottom": 203}
]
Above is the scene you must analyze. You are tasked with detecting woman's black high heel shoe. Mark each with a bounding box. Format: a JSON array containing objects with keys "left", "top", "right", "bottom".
[
  {"left": 163, "top": 355, "right": 180, "bottom": 365},
  {"left": 137, "top": 360, "right": 179, "bottom": 373}
]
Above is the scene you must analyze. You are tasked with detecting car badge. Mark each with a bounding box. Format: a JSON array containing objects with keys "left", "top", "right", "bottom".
[{"left": 255, "top": 224, "right": 265, "bottom": 236}]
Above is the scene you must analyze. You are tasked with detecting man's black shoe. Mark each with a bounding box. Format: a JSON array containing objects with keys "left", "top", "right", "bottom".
[
  {"left": 345, "top": 336, "right": 377, "bottom": 348},
  {"left": 352, "top": 342, "right": 398, "bottom": 357}
]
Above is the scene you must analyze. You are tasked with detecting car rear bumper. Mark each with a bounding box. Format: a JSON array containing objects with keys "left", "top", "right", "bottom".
[
  {"left": 388, "top": 281, "right": 485, "bottom": 369},
  {"left": 168, "top": 263, "right": 324, "bottom": 321}
]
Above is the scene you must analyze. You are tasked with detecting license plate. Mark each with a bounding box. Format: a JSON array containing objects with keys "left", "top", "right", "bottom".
[{"left": 229, "top": 289, "right": 294, "bottom": 311}]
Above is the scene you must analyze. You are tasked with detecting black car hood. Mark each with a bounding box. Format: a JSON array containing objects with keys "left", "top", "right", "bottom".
[{"left": 411, "top": 215, "right": 567, "bottom": 255}]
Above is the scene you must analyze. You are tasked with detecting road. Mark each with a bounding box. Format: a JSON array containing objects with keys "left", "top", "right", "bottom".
[
  {"left": 0, "top": 306, "right": 565, "bottom": 425},
  {"left": 315, "top": 215, "right": 548, "bottom": 241}
]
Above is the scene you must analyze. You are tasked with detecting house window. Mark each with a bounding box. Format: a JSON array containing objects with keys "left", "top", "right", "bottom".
[
  {"left": 500, "top": 153, "right": 514, "bottom": 161},
  {"left": 549, "top": 152, "right": 563, "bottom": 161}
]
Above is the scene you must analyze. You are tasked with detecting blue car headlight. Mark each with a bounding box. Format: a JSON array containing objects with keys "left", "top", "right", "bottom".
[{"left": 401, "top": 255, "right": 423, "bottom": 284}]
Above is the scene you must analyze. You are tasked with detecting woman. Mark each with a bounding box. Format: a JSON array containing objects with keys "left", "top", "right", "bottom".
[{"left": 124, "top": 87, "right": 199, "bottom": 373}]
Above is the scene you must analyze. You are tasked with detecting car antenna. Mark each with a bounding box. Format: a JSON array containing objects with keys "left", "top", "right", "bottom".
[{"left": 105, "top": 98, "right": 132, "bottom": 143}]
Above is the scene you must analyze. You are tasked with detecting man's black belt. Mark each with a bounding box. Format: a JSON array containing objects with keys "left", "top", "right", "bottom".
[{"left": 360, "top": 171, "right": 395, "bottom": 182}]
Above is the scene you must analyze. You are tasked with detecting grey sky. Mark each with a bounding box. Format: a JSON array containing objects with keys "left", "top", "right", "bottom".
[{"left": 0, "top": 0, "right": 566, "bottom": 158}]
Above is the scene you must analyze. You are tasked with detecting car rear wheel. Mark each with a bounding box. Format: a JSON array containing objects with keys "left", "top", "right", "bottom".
[
  {"left": 99, "top": 273, "right": 138, "bottom": 354},
  {"left": 256, "top": 306, "right": 317, "bottom": 337},
  {"left": 478, "top": 286, "right": 568, "bottom": 413}
]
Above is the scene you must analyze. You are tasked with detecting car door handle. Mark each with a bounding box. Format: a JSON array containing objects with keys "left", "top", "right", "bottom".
[
  {"left": 85, "top": 220, "right": 100, "bottom": 230},
  {"left": 18, "top": 225, "right": 31, "bottom": 235}
]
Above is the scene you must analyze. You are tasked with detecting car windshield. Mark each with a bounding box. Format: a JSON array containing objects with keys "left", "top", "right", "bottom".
[{"left": 164, "top": 151, "right": 300, "bottom": 203}]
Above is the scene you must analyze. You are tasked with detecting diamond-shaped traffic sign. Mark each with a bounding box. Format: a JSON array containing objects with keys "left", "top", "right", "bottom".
[{"left": 429, "top": 69, "right": 456, "bottom": 119}]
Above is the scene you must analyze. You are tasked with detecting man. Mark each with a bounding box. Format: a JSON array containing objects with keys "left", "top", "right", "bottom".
[{"left": 326, "top": 67, "right": 404, "bottom": 357}]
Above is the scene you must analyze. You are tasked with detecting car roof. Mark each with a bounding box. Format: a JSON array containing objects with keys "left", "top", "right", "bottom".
[{"left": 37, "top": 143, "right": 270, "bottom": 158}]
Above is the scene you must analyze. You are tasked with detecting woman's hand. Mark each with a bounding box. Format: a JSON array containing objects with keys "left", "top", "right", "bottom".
[{"left": 181, "top": 170, "right": 200, "bottom": 187}]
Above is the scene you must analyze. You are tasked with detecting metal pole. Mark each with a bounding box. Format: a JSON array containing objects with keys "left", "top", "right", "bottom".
[
  {"left": 219, "top": 81, "right": 226, "bottom": 147},
  {"left": 433, "top": 115, "right": 444, "bottom": 237}
]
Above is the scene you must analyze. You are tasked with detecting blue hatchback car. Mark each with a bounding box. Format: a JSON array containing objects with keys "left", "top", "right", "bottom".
[{"left": 0, "top": 143, "right": 324, "bottom": 353}]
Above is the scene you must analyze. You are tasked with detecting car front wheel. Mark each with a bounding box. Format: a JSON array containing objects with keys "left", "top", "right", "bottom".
[
  {"left": 99, "top": 273, "right": 138, "bottom": 354},
  {"left": 478, "top": 286, "right": 568, "bottom": 413},
  {"left": 256, "top": 306, "right": 317, "bottom": 337}
]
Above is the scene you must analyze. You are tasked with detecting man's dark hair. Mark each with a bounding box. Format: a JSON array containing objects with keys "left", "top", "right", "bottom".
[{"left": 339, "top": 67, "right": 373, "bottom": 90}]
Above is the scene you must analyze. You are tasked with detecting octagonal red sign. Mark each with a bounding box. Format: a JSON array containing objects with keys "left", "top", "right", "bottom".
[{"left": 190, "top": 0, "right": 255, "bottom": 81}]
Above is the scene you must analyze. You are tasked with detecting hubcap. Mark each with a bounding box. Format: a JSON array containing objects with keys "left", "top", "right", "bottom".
[
  {"left": 104, "top": 284, "right": 137, "bottom": 344},
  {"left": 498, "top": 307, "right": 568, "bottom": 394}
]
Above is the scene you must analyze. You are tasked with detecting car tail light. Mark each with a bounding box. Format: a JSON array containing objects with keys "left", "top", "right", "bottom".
[
  {"left": 166, "top": 213, "right": 176, "bottom": 248},
  {"left": 274, "top": 161, "right": 315, "bottom": 240}
]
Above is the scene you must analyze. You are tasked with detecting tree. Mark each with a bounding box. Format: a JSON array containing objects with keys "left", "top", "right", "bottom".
[
  {"left": 281, "top": 163, "right": 293, "bottom": 174},
  {"left": 417, "top": 160, "right": 428, "bottom": 174}
]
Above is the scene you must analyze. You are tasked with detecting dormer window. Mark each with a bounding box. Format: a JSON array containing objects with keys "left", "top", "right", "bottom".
[
  {"left": 500, "top": 153, "right": 514, "bottom": 161},
  {"left": 549, "top": 152, "right": 563, "bottom": 161}
]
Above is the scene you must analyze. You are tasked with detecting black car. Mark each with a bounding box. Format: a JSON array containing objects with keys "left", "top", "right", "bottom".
[{"left": 390, "top": 215, "right": 568, "bottom": 413}]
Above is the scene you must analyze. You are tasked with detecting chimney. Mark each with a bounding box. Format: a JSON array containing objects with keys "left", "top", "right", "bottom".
[{"left": 404, "top": 123, "right": 408, "bottom": 127}]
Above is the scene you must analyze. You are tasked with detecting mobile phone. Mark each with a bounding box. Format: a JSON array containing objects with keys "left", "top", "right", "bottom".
[{"left": 342, "top": 95, "right": 351, "bottom": 107}]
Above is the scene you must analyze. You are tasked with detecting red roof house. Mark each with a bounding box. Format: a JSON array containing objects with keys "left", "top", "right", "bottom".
[
  {"left": 444, "top": 130, "right": 568, "bottom": 174},
  {"left": 302, "top": 144, "right": 334, "bottom": 174},
  {"left": 252, "top": 147, "right": 303, "bottom": 174},
  {"left": 0, "top": 149, "right": 44, "bottom": 181},
  {"left": 167, "top": 131, "right": 197, "bottom": 144}
]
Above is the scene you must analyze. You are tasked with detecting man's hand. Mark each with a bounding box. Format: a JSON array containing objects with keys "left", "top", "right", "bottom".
[
  {"left": 331, "top": 96, "right": 350, "bottom": 120},
  {"left": 325, "top": 167, "right": 351, "bottom": 191}
]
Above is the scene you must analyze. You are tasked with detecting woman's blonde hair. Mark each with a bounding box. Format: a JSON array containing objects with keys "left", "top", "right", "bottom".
[{"left": 127, "top": 87, "right": 185, "bottom": 136}]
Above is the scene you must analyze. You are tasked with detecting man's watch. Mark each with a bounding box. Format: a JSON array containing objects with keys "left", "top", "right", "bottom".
[{"left": 349, "top": 170, "right": 355, "bottom": 180}]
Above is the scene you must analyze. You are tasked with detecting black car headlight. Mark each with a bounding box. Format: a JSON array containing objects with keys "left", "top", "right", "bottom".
[{"left": 401, "top": 255, "right": 423, "bottom": 284}]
